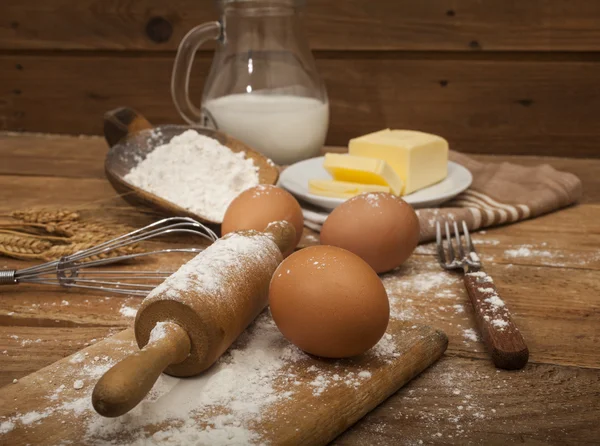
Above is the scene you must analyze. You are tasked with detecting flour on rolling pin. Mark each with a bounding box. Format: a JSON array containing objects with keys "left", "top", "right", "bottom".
[
  {"left": 0, "top": 312, "right": 406, "bottom": 445},
  {"left": 147, "top": 231, "right": 280, "bottom": 299},
  {"left": 1, "top": 224, "right": 448, "bottom": 444},
  {"left": 129, "top": 230, "right": 284, "bottom": 380}
]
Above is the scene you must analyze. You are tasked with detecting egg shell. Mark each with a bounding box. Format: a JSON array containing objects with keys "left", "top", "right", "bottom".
[
  {"left": 320, "top": 192, "right": 420, "bottom": 274},
  {"left": 222, "top": 185, "right": 304, "bottom": 257},
  {"left": 269, "top": 245, "right": 389, "bottom": 358}
]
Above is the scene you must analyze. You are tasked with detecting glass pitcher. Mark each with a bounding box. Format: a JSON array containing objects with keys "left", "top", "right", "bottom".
[{"left": 172, "top": 0, "right": 329, "bottom": 165}]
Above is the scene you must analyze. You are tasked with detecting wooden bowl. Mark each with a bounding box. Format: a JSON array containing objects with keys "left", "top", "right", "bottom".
[{"left": 103, "top": 108, "right": 279, "bottom": 225}]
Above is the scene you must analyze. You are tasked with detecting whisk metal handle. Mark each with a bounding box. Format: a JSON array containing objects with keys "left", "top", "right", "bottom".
[{"left": 0, "top": 270, "right": 17, "bottom": 285}]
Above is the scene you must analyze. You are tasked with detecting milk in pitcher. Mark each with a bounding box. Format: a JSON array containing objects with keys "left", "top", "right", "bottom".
[{"left": 203, "top": 94, "right": 329, "bottom": 165}]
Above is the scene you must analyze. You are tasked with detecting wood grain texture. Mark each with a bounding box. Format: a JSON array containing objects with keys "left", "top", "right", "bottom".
[
  {"left": 0, "top": 175, "right": 119, "bottom": 210},
  {"left": 0, "top": 133, "right": 108, "bottom": 179},
  {"left": 463, "top": 271, "right": 529, "bottom": 370},
  {"left": 4, "top": 134, "right": 600, "bottom": 202},
  {"left": 332, "top": 356, "right": 600, "bottom": 445},
  {"left": 0, "top": 134, "right": 599, "bottom": 443},
  {"left": 1, "top": 245, "right": 599, "bottom": 379},
  {"left": 2, "top": 55, "right": 600, "bottom": 157},
  {"left": 92, "top": 322, "right": 190, "bottom": 417},
  {"left": 2, "top": 0, "right": 600, "bottom": 51},
  {"left": 0, "top": 326, "right": 121, "bottom": 385},
  {"left": 0, "top": 321, "right": 448, "bottom": 445}
]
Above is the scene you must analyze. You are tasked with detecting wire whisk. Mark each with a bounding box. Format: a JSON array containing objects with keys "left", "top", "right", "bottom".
[{"left": 0, "top": 217, "right": 218, "bottom": 296}]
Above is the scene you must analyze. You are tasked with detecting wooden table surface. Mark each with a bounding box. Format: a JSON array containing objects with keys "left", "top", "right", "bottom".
[{"left": 0, "top": 132, "right": 599, "bottom": 445}]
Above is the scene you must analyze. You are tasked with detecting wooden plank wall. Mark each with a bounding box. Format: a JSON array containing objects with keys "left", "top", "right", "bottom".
[{"left": 1, "top": 0, "right": 599, "bottom": 157}]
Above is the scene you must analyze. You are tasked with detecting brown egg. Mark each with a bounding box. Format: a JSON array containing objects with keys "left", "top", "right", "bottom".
[
  {"left": 269, "top": 245, "right": 389, "bottom": 358},
  {"left": 222, "top": 185, "right": 304, "bottom": 256},
  {"left": 320, "top": 192, "right": 420, "bottom": 273}
]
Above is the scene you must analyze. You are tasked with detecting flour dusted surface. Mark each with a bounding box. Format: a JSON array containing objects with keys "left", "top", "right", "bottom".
[
  {"left": 0, "top": 311, "right": 406, "bottom": 445},
  {"left": 124, "top": 130, "right": 259, "bottom": 222},
  {"left": 146, "top": 232, "right": 280, "bottom": 303}
]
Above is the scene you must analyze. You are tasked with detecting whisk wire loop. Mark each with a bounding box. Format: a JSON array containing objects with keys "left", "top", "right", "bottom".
[{"left": 3, "top": 217, "right": 218, "bottom": 296}]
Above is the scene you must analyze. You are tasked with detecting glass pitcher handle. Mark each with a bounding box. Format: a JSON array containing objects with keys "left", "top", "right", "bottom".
[{"left": 171, "top": 21, "right": 222, "bottom": 125}]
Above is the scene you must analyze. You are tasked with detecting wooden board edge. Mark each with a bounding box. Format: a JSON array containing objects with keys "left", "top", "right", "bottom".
[{"left": 322, "top": 326, "right": 449, "bottom": 445}]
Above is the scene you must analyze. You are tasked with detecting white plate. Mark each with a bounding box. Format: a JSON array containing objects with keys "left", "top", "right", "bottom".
[{"left": 278, "top": 157, "right": 472, "bottom": 210}]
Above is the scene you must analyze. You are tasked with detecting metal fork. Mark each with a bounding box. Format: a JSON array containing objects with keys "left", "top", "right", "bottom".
[{"left": 436, "top": 220, "right": 529, "bottom": 370}]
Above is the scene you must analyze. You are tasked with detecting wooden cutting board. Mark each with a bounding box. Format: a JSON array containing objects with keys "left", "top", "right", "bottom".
[{"left": 0, "top": 316, "right": 447, "bottom": 445}]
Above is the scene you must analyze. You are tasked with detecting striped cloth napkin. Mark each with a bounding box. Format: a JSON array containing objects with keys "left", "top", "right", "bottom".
[{"left": 302, "top": 151, "right": 582, "bottom": 242}]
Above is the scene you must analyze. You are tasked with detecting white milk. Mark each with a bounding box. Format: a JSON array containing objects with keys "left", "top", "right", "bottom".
[{"left": 203, "top": 94, "right": 329, "bottom": 165}]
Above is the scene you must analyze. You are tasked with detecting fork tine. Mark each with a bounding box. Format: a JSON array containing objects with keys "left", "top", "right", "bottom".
[
  {"left": 462, "top": 220, "right": 476, "bottom": 253},
  {"left": 435, "top": 221, "right": 446, "bottom": 265},
  {"left": 444, "top": 221, "right": 455, "bottom": 263},
  {"left": 453, "top": 221, "right": 465, "bottom": 259}
]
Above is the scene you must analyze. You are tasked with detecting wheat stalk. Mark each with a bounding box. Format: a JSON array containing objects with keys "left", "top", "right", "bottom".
[
  {"left": 2, "top": 206, "right": 147, "bottom": 261},
  {"left": 0, "top": 233, "right": 54, "bottom": 259},
  {"left": 10, "top": 209, "right": 80, "bottom": 224}
]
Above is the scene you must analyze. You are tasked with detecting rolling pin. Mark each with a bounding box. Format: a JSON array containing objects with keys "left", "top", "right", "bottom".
[{"left": 92, "top": 221, "right": 296, "bottom": 417}]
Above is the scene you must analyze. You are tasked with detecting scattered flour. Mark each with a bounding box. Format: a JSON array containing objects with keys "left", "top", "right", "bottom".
[
  {"left": 472, "top": 239, "right": 499, "bottom": 246},
  {"left": 372, "top": 333, "right": 402, "bottom": 359},
  {"left": 124, "top": 130, "right": 259, "bottom": 222},
  {"left": 383, "top": 264, "right": 463, "bottom": 322},
  {"left": 363, "top": 193, "right": 384, "bottom": 207},
  {"left": 302, "top": 233, "right": 319, "bottom": 244},
  {"left": 0, "top": 421, "right": 14, "bottom": 434},
  {"left": 484, "top": 295, "right": 505, "bottom": 309},
  {"left": 1, "top": 235, "right": 517, "bottom": 443},
  {"left": 48, "top": 385, "right": 66, "bottom": 401},
  {"left": 466, "top": 270, "right": 512, "bottom": 332},
  {"left": 148, "top": 322, "right": 170, "bottom": 344},
  {"left": 504, "top": 246, "right": 553, "bottom": 258},
  {"left": 0, "top": 310, "right": 403, "bottom": 445},
  {"left": 463, "top": 328, "right": 479, "bottom": 343},
  {"left": 309, "top": 375, "right": 329, "bottom": 396},
  {"left": 453, "top": 304, "right": 465, "bottom": 314},
  {"left": 395, "top": 357, "right": 524, "bottom": 443},
  {"left": 17, "top": 338, "right": 42, "bottom": 347},
  {"left": 69, "top": 353, "right": 85, "bottom": 364},
  {"left": 119, "top": 304, "right": 137, "bottom": 318},
  {"left": 21, "top": 410, "right": 51, "bottom": 425},
  {"left": 503, "top": 244, "right": 600, "bottom": 268},
  {"left": 492, "top": 319, "right": 509, "bottom": 330},
  {"left": 393, "top": 271, "right": 452, "bottom": 295},
  {"left": 469, "top": 252, "right": 480, "bottom": 262}
]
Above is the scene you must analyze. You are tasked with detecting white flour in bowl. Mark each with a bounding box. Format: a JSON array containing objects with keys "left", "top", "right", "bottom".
[{"left": 124, "top": 130, "right": 259, "bottom": 222}]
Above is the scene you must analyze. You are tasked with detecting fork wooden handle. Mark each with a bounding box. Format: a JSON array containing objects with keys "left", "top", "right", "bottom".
[{"left": 464, "top": 271, "right": 529, "bottom": 370}]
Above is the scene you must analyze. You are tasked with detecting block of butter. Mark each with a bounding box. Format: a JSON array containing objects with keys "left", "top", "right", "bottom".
[
  {"left": 309, "top": 179, "right": 390, "bottom": 199},
  {"left": 349, "top": 129, "right": 448, "bottom": 195},
  {"left": 322, "top": 153, "right": 404, "bottom": 196}
]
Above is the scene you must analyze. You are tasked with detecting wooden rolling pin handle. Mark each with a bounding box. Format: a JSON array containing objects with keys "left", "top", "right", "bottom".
[
  {"left": 264, "top": 220, "right": 297, "bottom": 256},
  {"left": 464, "top": 273, "right": 529, "bottom": 370},
  {"left": 92, "top": 321, "right": 191, "bottom": 417}
]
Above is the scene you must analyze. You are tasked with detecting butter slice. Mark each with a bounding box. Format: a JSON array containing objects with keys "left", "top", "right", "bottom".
[
  {"left": 322, "top": 153, "right": 404, "bottom": 196},
  {"left": 309, "top": 179, "right": 390, "bottom": 199},
  {"left": 349, "top": 129, "right": 448, "bottom": 195}
]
